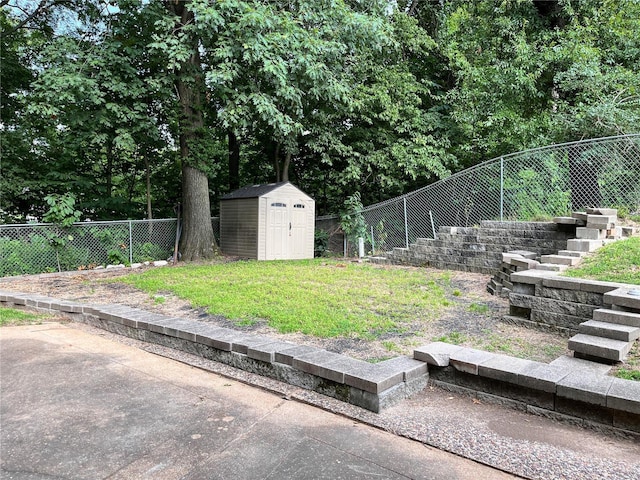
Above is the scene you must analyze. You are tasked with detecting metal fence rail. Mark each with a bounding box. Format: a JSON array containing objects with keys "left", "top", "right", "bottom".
[
  {"left": 323, "top": 134, "right": 640, "bottom": 256},
  {"left": 0, "top": 218, "right": 220, "bottom": 277}
]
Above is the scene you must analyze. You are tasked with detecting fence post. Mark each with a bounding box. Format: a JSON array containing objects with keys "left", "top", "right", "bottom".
[
  {"left": 371, "top": 225, "right": 375, "bottom": 254},
  {"left": 500, "top": 156, "right": 504, "bottom": 221},
  {"left": 403, "top": 198, "right": 409, "bottom": 248},
  {"left": 128, "top": 220, "right": 133, "bottom": 265},
  {"left": 429, "top": 211, "right": 436, "bottom": 239}
]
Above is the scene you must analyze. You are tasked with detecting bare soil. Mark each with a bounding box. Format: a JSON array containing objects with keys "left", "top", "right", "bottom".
[{"left": 0, "top": 261, "right": 572, "bottom": 364}]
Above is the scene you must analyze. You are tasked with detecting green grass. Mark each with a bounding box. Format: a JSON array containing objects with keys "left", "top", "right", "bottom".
[
  {"left": 564, "top": 236, "right": 640, "bottom": 285},
  {"left": 119, "top": 259, "right": 454, "bottom": 338},
  {"left": 0, "top": 307, "right": 50, "bottom": 326}
]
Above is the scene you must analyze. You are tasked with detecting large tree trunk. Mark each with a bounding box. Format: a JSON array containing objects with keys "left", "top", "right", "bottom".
[
  {"left": 228, "top": 129, "right": 240, "bottom": 191},
  {"left": 166, "top": 0, "right": 216, "bottom": 261},
  {"left": 180, "top": 164, "right": 216, "bottom": 259}
]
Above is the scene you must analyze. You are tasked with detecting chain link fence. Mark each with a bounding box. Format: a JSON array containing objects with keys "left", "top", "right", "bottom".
[
  {"left": 0, "top": 218, "right": 220, "bottom": 277},
  {"left": 320, "top": 134, "right": 640, "bottom": 256}
]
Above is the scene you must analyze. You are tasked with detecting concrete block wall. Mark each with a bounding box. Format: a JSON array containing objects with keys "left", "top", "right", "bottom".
[
  {"left": 505, "top": 271, "right": 629, "bottom": 333},
  {"left": 381, "top": 221, "right": 576, "bottom": 275},
  {"left": 415, "top": 343, "right": 640, "bottom": 435},
  {"left": 0, "top": 291, "right": 428, "bottom": 414}
]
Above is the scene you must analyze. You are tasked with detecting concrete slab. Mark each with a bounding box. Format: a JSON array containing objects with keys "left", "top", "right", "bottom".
[
  {"left": 549, "top": 355, "right": 612, "bottom": 376},
  {"left": 449, "top": 348, "right": 495, "bottom": 375},
  {"left": 593, "top": 308, "right": 640, "bottom": 328},
  {"left": 604, "top": 287, "right": 640, "bottom": 310},
  {"left": 556, "top": 370, "right": 615, "bottom": 406},
  {"left": 376, "top": 355, "right": 428, "bottom": 381},
  {"left": 414, "top": 342, "right": 464, "bottom": 366},
  {"left": 274, "top": 345, "right": 321, "bottom": 366},
  {"left": 478, "top": 355, "right": 536, "bottom": 384},
  {"left": 0, "top": 324, "right": 516, "bottom": 480},
  {"left": 607, "top": 378, "right": 640, "bottom": 414},
  {"left": 517, "top": 362, "right": 570, "bottom": 392}
]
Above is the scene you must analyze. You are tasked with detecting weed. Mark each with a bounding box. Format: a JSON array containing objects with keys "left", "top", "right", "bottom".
[
  {"left": 152, "top": 295, "right": 166, "bottom": 304},
  {"left": 382, "top": 341, "right": 402, "bottom": 353},
  {"left": 615, "top": 369, "right": 640, "bottom": 381},
  {"left": 435, "top": 331, "right": 466, "bottom": 345},
  {"left": 452, "top": 289, "right": 461, "bottom": 297},
  {"left": 468, "top": 303, "right": 490, "bottom": 314}
]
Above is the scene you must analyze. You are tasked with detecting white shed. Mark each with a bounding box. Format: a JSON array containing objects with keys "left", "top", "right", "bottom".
[{"left": 219, "top": 182, "right": 315, "bottom": 260}]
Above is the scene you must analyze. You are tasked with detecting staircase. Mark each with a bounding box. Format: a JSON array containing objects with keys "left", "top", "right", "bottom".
[{"left": 569, "top": 288, "right": 640, "bottom": 363}]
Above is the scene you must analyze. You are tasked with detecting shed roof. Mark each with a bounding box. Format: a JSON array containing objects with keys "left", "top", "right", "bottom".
[{"left": 221, "top": 182, "right": 303, "bottom": 200}]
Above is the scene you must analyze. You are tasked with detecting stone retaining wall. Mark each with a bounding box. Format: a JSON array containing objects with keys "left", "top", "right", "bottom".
[
  {"left": 380, "top": 220, "right": 576, "bottom": 275},
  {"left": 505, "top": 272, "right": 629, "bottom": 333},
  {"left": 4, "top": 289, "right": 638, "bottom": 434},
  {"left": 0, "top": 291, "right": 428, "bottom": 414},
  {"left": 415, "top": 343, "right": 640, "bottom": 435}
]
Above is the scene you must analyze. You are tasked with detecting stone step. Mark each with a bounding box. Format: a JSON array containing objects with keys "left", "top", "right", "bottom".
[
  {"left": 603, "top": 287, "right": 640, "bottom": 311},
  {"left": 593, "top": 308, "right": 640, "bottom": 327},
  {"left": 566, "top": 239, "right": 604, "bottom": 252},
  {"left": 540, "top": 254, "right": 581, "bottom": 266},
  {"left": 535, "top": 263, "right": 568, "bottom": 272},
  {"left": 576, "top": 227, "right": 606, "bottom": 240},
  {"left": 506, "top": 250, "right": 537, "bottom": 260},
  {"left": 568, "top": 334, "right": 632, "bottom": 362},
  {"left": 557, "top": 250, "right": 585, "bottom": 258},
  {"left": 548, "top": 355, "right": 612, "bottom": 376},
  {"left": 579, "top": 320, "right": 640, "bottom": 342},
  {"left": 553, "top": 216, "right": 578, "bottom": 225},
  {"left": 585, "top": 207, "right": 618, "bottom": 217}
]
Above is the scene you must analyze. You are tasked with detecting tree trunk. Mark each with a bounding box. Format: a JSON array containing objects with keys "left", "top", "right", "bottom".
[
  {"left": 180, "top": 164, "right": 216, "bottom": 260},
  {"left": 274, "top": 142, "right": 281, "bottom": 182},
  {"left": 281, "top": 152, "right": 291, "bottom": 182},
  {"left": 228, "top": 129, "right": 240, "bottom": 191},
  {"left": 165, "top": 0, "right": 217, "bottom": 261}
]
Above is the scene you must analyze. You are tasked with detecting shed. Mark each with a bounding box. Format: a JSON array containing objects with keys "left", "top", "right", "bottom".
[{"left": 220, "top": 182, "right": 315, "bottom": 260}]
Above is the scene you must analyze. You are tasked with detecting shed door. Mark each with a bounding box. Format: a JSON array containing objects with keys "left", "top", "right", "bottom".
[
  {"left": 266, "top": 201, "right": 289, "bottom": 259},
  {"left": 290, "top": 202, "right": 308, "bottom": 258}
]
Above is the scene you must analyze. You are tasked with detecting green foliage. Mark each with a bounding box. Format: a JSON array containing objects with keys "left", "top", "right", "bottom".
[
  {"left": 616, "top": 369, "right": 640, "bottom": 382},
  {"left": 3, "top": 0, "right": 639, "bottom": 223},
  {"left": 340, "top": 192, "right": 368, "bottom": 249},
  {"left": 313, "top": 229, "right": 329, "bottom": 258},
  {"left": 434, "top": 331, "right": 466, "bottom": 345},
  {"left": 133, "top": 242, "right": 171, "bottom": 262},
  {"left": 43, "top": 193, "right": 81, "bottom": 227}
]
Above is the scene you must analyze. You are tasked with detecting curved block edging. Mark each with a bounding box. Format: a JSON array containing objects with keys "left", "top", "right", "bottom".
[
  {"left": 415, "top": 342, "right": 640, "bottom": 434},
  {"left": 0, "top": 290, "right": 427, "bottom": 413}
]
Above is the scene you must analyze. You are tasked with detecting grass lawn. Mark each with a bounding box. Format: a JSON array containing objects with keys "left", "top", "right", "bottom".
[
  {"left": 120, "top": 259, "right": 457, "bottom": 339},
  {"left": 0, "top": 307, "right": 52, "bottom": 326},
  {"left": 564, "top": 236, "right": 640, "bottom": 285}
]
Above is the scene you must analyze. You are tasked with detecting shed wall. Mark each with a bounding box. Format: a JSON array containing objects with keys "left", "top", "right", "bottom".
[{"left": 220, "top": 198, "right": 259, "bottom": 258}]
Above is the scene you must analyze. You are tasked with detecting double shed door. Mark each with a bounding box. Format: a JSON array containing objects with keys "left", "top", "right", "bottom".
[{"left": 265, "top": 198, "right": 309, "bottom": 260}]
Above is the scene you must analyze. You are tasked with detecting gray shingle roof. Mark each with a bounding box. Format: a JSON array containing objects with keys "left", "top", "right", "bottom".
[{"left": 221, "top": 182, "right": 292, "bottom": 200}]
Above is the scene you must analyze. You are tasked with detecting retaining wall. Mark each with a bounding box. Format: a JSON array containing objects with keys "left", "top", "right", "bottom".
[
  {"left": 379, "top": 220, "right": 576, "bottom": 275},
  {"left": 3, "top": 289, "right": 638, "bottom": 434},
  {"left": 415, "top": 343, "right": 640, "bottom": 435},
  {"left": 505, "top": 271, "right": 630, "bottom": 333}
]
